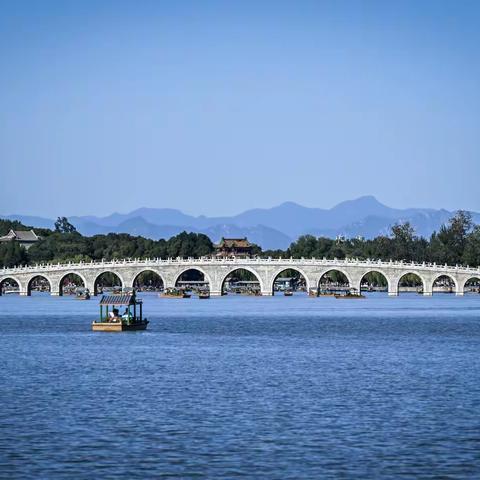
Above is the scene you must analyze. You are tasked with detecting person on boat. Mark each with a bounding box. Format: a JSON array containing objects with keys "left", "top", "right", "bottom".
[{"left": 122, "top": 308, "right": 132, "bottom": 320}]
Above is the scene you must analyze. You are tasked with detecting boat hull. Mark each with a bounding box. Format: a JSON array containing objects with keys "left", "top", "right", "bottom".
[
  {"left": 334, "top": 295, "right": 365, "bottom": 299},
  {"left": 92, "top": 321, "right": 148, "bottom": 332},
  {"left": 160, "top": 294, "right": 189, "bottom": 299}
]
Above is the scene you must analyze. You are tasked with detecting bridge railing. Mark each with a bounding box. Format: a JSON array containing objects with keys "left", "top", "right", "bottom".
[{"left": 0, "top": 256, "right": 479, "bottom": 275}]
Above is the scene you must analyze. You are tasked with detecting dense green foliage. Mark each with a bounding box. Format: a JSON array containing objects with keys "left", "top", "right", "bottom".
[
  {"left": 0, "top": 227, "right": 215, "bottom": 267},
  {"left": 0, "top": 219, "right": 26, "bottom": 236},
  {"left": 263, "top": 211, "right": 480, "bottom": 267},
  {"left": 0, "top": 211, "right": 479, "bottom": 268}
]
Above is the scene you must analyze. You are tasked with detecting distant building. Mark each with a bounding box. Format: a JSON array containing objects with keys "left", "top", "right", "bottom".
[
  {"left": 215, "top": 237, "right": 253, "bottom": 258},
  {"left": 0, "top": 229, "right": 41, "bottom": 250}
]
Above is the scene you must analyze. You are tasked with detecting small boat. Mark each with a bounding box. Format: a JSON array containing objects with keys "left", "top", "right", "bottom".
[
  {"left": 198, "top": 291, "right": 210, "bottom": 299},
  {"left": 75, "top": 287, "right": 90, "bottom": 300},
  {"left": 92, "top": 290, "right": 148, "bottom": 332},
  {"left": 284, "top": 290, "right": 293, "bottom": 297},
  {"left": 334, "top": 288, "right": 365, "bottom": 299},
  {"left": 3, "top": 287, "right": 20, "bottom": 295},
  {"left": 317, "top": 291, "right": 337, "bottom": 297},
  {"left": 160, "top": 288, "right": 190, "bottom": 299}
]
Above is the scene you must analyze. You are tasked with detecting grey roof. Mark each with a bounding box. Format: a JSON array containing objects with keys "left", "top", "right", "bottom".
[
  {"left": 99, "top": 293, "right": 136, "bottom": 306},
  {"left": 0, "top": 229, "right": 39, "bottom": 242}
]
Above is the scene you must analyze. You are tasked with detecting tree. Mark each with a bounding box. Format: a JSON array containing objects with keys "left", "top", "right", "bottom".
[
  {"left": 463, "top": 226, "right": 480, "bottom": 267},
  {"left": 429, "top": 211, "right": 473, "bottom": 265},
  {"left": 0, "top": 242, "right": 28, "bottom": 268},
  {"left": 287, "top": 235, "right": 319, "bottom": 258},
  {"left": 54, "top": 217, "right": 77, "bottom": 234},
  {"left": 390, "top": 222, "right": 416, "bottom": 261}
]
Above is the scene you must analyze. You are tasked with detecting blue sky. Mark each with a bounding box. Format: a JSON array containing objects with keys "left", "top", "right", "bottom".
[{"left": 1, "top": 0, "right": 479, "bottom": 217}]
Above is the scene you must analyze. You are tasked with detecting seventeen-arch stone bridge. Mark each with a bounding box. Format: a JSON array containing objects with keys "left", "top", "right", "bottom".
[{"left": 0, "top": 257, "right": 479, "bottom": 297}]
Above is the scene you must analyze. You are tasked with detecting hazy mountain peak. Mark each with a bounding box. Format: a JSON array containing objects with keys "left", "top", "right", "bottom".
[
  {"left": 277, "top": 201, "right": 305, "bottom": 209},
  {"left": 4, "top": 196, "right": 479, "bottom": 250},
  {"left": 332, "top": 195, "right": 384, "bottom": 210}
]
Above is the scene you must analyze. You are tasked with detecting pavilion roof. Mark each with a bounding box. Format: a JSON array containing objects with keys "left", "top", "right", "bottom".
[
  {"left": 99, "top": 293, "right": 136, "bottom": 306},
  {"left": 0, "top": 229, "right": 40, "bottom": 242},
  {"left": 216, "top": 237, "right": 252, "bottom": 248}
]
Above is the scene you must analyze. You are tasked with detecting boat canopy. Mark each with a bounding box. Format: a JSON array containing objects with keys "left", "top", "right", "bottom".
[{"left": 99, "top": 293, "right": 139, "bottom": 306}]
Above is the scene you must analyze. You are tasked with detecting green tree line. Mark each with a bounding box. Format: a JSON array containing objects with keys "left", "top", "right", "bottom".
[
  {"left": 265, "top": 211, "right": 480, "bottom": 267},
  {"left": 1, "top": 211, "right": 480, "bottom": 268}
]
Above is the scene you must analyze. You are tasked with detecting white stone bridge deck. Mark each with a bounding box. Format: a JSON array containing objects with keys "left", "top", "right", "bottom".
[{"left": 1, "top": 257, "right": 479, "bottom": 296}]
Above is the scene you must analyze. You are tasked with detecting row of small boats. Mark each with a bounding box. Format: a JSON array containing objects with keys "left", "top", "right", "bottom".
[
  {"left": 309, "top": 288, "right": 365, "bottom": 299},
  {"left": 159, "top": 288, "right": 210, "bottom": 299}
]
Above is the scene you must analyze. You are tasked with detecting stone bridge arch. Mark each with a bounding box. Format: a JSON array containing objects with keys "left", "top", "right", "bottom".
[
  {"left": 219, "top": 266, "right": 266, "bottom": 295},
  {"left": 431, "top": 273, "right": 458, "bottom": 295},
  {"left": 0, "top": 276, "right": 24, "bottom": 296},
  {"left": 92, "top": 270, "right": 125, "bottom": 295},
  {"left": 129, "top": 269, "right": 166, "bottom": 291},
  {"left": 268, "top": 266, "right": 311, "bottom": 295},
  {"left": 357, "top": 269, "right": 392, "bottom": 293},
  {"left": 317, "top": 267, "right": 354, "bottom": 290},
  {"left": 173, "top": 267, "right": 213, "bottom": 291},
  {"left": 57, "top": 271, "right": 88, "bottom": 296},
  {"left": 458, "top": 275, "right": 480, "bottom": 295},
  {"left": 26, "top": 274, "right": 53, "bottom": 296},
  {"left": 392, "top": 271, "right": 429, "bottom": 296}
]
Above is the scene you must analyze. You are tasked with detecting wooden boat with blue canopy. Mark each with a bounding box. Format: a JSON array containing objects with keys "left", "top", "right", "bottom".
[{"left": 92, "top": 291, "right": 149, "bottom": 332}]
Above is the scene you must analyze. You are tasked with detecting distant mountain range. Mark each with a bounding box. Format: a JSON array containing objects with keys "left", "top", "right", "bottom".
[{"left": 4, "top": 196, "right": 480, "bottom": 250}]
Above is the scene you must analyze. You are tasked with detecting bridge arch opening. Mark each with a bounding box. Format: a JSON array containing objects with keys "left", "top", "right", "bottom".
[
  {"left": 398, "top": 273, "right": 424, "bottom": 294},
  {"left": 0, "top": 277, "right": 20, "bottom": 296},
  {"left": 59, "top": 273, "right": 86, "bottom": 296},
  {"left": 27, "top": 275, "right": 51, "bottom": 296},
  {"left": 360, "top": 271, "right": 388, "bottom": 293},
  {"left": 133, "top": 270, "right": 164, "bottom": 293},
  {"left": 222, "top": 268, "right": 261, "bottom": 296},
  {"left": 272, "top": 269, "right": 307, "bottom": 295},
  {"left": 175, "top": 269, "right": 210, "bottom": 296},
  {"left": 318, "top": 270, "right": 350, "bottom": 296},
  {"left": 432, "top": 274, "right": 456, "bottom": 294},
  {"left": 94, "top": 272, "right": 123, "bottom": 296},
  {"left": 464, "top": 277, "right": 480, "bottom": 294}
]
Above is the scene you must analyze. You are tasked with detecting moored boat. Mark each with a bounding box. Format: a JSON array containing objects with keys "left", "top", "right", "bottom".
[
  {"left": 92, "top": 291, "right": 148, "bottom": 332},
  {"left": 75, "top": 287, "right": 90, "bottom": 300},
  {"left": 198, "top": 291, "right": 210, "bottom": 299},
  {"left": 317, "top": 291, "right": 336, "bottom": 297},
  {"left": 334, "top": 288, "right": 365, "bottom": 299},
  {"left": 3, "top": 287, "right": 20, "bottom": 295},
  {"left": 160, "top": 287, "right": 190, "bottom": 299},
  {"left": 284, "top": 290, "right": 293, "bottom": 296}
]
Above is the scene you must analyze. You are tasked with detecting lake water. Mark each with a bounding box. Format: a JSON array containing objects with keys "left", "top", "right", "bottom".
[{"left": 1, "top": 292, "right": 480, "bottom": 479}]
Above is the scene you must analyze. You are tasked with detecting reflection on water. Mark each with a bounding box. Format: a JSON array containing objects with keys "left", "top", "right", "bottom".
[{"left": 1, "top": 292, "right": 479, "bottom": 479}]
